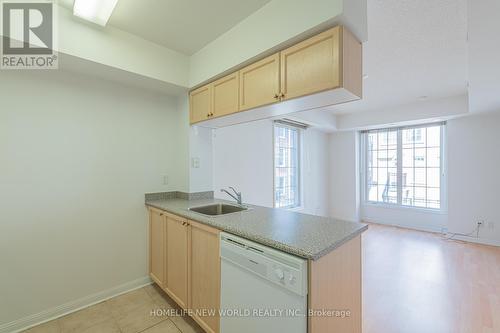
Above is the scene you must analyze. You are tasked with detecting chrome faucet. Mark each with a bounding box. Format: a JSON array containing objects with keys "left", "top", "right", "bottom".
[{"left": 220, "top": 187, "right": 243, "bottom": 205}]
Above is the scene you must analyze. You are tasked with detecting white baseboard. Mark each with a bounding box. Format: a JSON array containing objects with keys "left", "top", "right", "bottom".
[
  {"left": 445, "top": 234, "right": 500, "bottom": 247},
  {"left": 0, "top": 276, "right": 152, "bottom": 333},
  {"left": 364, "top": 219, "right": 500, "bottom": 247}
]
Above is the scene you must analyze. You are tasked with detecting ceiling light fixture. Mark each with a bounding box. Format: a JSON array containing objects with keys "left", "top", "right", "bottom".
[{"left": 73, "top": 0, "right": 119, "bottom": 26}]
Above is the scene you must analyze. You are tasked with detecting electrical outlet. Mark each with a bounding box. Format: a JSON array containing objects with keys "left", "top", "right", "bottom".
[
  {"left": 191, "top": 157, "right": 200, "bottom": 169},
  {"left": 162, "top": 175, "right": 169, "bottom": 185},
  {"left": 488, "top": 222, "right": 495, "bottom": 230}
]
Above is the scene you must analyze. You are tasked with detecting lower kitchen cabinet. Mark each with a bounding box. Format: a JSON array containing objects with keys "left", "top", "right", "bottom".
[
  {"left": 165, "top": 213, "right": 189, "bottom": 309},
  {"left": 149, "top": 208, "right": 166, "bottom": 287},
  {"left": 149, "top": 207, "right": 362, "bottom": 333},
  {"left": 189, "top": 220, "right": 221, "bottom": 333},
  {"left": 148, "top": 209, "right": 221, "bottom": 333}
]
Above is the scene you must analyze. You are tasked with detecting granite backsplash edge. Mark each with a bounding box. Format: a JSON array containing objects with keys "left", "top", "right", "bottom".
[{"left": 145, "top": 191, "right": 214, "bottom": 202}]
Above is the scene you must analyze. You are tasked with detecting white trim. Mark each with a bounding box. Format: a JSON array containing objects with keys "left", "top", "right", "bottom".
[
  {"left": 444, "top": 234, "right": 500, "bottom": 247},
  {"left": 360, "top": 121, "right": 447, "bottom": 133},
  {"left": 272, "top": 123, "right": 303, "bottom": 209},
  {"left": 0, "top": 276, "right": 152, "bottom": 333},
  {"left": 363, "top": 220, "right": 500, "bottom": 247},
  {"left": 360, "top": 124, "right": 447, "bottom": 212}
]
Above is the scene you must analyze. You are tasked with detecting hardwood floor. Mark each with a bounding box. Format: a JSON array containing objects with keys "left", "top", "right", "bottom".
[{"left": 363, "top": 223, "right": 500, "bottom": 333}]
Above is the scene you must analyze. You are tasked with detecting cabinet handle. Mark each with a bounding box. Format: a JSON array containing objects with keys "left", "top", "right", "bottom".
[
  {"left": 210, "top": 112, "right": 214, "bottom": 117},
  {"left": 274, "top": 93, "right": 279, "bottom": 99},
  {"left": 206, "top": 113, "right": 210, "bottom": 117},
  {"left": 280, "top": 92, "right": 285, "bottom": 98},
  {"left": 160, "top": 213, "right": 163, "bottom": 216}
]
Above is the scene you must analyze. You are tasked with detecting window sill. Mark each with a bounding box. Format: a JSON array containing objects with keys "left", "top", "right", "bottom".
[
  {"left": 274, "top": 205, "right": 304, "bottom": 212},
  {"left": 286, "top": 206, "right": 304, "bottom": 212},
  {"left": 362, "top": 202, "right": 447, "bottom": 215}
]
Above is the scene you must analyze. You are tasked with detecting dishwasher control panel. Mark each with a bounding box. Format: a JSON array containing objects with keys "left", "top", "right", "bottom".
[
  {"left": 220, "top": 233, "right": 308, "bottom": 297},
  {"left": 270, "top": 264, "right": 303, "bottom": 292}
]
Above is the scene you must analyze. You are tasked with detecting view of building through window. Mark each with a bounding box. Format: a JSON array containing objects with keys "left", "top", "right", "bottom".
[
  {"left": 274, "top": 124, "right": 301, "bottom": 208},
  {"left": 364, "top": 124, "right": 443, "bottom": 209}
]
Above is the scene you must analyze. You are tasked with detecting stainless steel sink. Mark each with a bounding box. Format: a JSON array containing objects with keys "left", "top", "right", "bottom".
[{"left": 189, "top": 203, "right": 248, "bottom": 216}]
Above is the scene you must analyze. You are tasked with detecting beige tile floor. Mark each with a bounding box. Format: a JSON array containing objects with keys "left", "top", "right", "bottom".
[{"left": 23, "top": 284, "right": 203, "bottom": 333}]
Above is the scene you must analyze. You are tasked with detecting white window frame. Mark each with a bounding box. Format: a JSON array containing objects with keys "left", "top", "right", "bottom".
[
  {"left": 360, "top": 122, "right": 447, "bottom": 213},
  {"left": 273, "top": 122, "right": 303, "bottom": 210}
]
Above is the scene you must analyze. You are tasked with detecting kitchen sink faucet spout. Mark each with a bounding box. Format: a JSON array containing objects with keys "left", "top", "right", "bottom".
[{"left": 221, "top": 187, "right": 242, "bottom": 205}]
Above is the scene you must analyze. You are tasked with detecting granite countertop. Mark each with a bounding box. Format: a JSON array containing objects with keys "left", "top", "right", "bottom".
[{"left": 145, "top": 198, "right": 367, "bottom": 260}]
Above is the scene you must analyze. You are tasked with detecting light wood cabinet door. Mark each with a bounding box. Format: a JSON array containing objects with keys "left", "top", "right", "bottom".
[
  {"left": 280, "top": 26, "right": 341, "bottom": 101},
  {"left": 190, "top": 84, "right": 212, "bottom": 124},
  {"left": 189, "top": 221, "right": 220, "bottom": 333},
  {"left": 165, "top": 214, "right": 189, "bottom": 309},
  {"left": 149, "top": 208, "right": 166, "bottom": 287},
  {"left": 239, "top": 53, "right": 280, "bottom": 111},
  {"left": 212, "top": 72, "right": 239, "bottom": 117}
]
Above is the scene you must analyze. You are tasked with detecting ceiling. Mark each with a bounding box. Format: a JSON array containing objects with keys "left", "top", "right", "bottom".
[
  {"left": 327, "top": 0, "right": 468, "bottom": 115},
  {"left": 58, "top": 0, "right": 271, "bottom": 55}
]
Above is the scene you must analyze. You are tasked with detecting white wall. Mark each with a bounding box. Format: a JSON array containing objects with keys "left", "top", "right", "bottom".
[
  {"left": 189, "top": 0, "right": 346, "bottom": 86},
  {"left": 361, "top": 205, "right": 447, "bottom": 233},
  {"left": 328, "top": 131, "right": 360, "bottom": 221},
  {"left": 302, "top": 129, "right": 330, "bottom": 217},
  {"left": 56, "top": 5, "right": 190, "bottom": 87},
  {"left": 336, "top": 94, "right": 469, "bottom": 131},
  {"left": 467, "top": 0, "right": 500, "bottom": 113},
  {"left": 212, "top": 119, "right": 330, "bottom": 216},
  {"left": 0, "top": 70, "right": 188, "bottom": 327},
  {"left": 213, "top": 120, "right": 274, "bottom": 207},
  {"left": 447, "top": 112, "right": 500, "bottom": 244},
  {"left": 189, "top": 125, "right": 214, "bottom": 193},
  {"left": 176, "top": 95, "right": 214, "bottom": 193}
]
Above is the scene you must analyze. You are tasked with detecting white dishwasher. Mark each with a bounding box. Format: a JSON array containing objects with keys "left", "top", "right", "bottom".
[{"left": 220, "top": 232, "right": 308, "bottom": 333}]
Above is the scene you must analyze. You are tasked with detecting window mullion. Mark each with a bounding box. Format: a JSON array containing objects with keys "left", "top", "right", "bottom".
[{"left": 397, "top": 129, "right": 403, "bottom": 205}]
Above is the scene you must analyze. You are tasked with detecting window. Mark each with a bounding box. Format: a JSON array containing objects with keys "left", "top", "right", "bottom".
[
  {"left": 363, "top": 123, "right": 444, "bottom": 210},
  {"left": 274, "top": 124, "right": 301, "bottom": 208}
]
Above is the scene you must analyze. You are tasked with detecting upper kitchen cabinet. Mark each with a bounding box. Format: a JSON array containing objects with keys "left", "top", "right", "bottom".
[
  {"left": 212, "top": 72, "right": 239, "bottom": 117},
  {"left": 189, "top": 25, "right": 362, "bottom": 127},
  {"left": 280, "top": 26, "right": 361, "bottom": 101},
  {"left": 190, "top": 84, "right": 212, "bottom": 123},
  {"left": 239, "top": 53, "right": 280, "bottom": 111}
]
